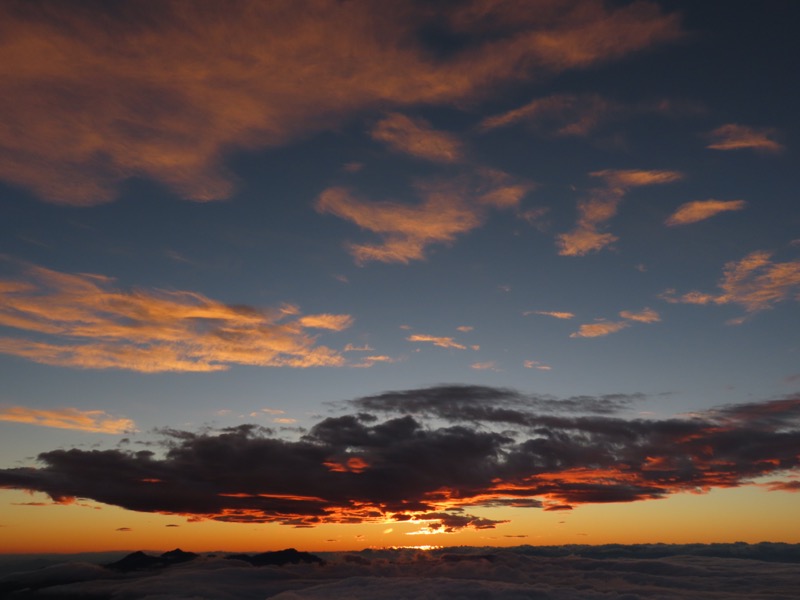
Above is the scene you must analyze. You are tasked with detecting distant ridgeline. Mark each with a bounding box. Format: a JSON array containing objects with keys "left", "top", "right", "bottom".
[
  {"left": 1, "top": 543, "right": 799, "bottom": 599},
  {"left": 105, "top": 547, "right": 324, "bottom": 572},
  {"left": 505, "top": 542, "right": 800, "bottom": 564}
]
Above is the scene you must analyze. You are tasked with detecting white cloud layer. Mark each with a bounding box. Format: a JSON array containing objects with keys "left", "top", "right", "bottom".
[{"left": 2, "top": 546, "right": 799, "bottom": 600}]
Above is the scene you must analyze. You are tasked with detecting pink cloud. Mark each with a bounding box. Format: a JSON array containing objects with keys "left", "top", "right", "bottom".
[
  {"left": 665, "top": 199, "right": 746, "bottom": 226},
  {"left": 707, "top": 124, "right": 784, "bottom": 153}
]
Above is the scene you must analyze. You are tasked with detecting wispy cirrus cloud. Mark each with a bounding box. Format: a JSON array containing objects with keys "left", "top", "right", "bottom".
[
  {"left": 661, "top": 250, "right": 800, "bottom": 315},
  {"left": 479, "top": 93, "right": 698, "bottom": 136},
  {"left": 706, "top": 124, "right": 784, "bottom": 153},
  {"left": 316, "top": 185, "right": 482, "bottom": 265},
  {"left": 407, "top": 334, "right": 475, "bottom": 351},
  {"left": 569, "top": 320, "right": 629, "bottom": 338},
  {"left": 480, "top": 93, "right": 614, "bottom": 134},
  {"left": 0, "top": 263, "right": 351, "bottom": 372},
  {"left": 296, "top": 314, "right": 354, "bottom": 331},
  {"left": 322, "top": 98, "right": 539, "bottom": 264},
  {"left": 0, "top": 406, "right": 134, "bottom": 433},
  {"left": 1, "top": 385, "right": 796, "bottom": 532},
  {"left": 351, "top": 355, "right": 397, "bottom": 369},
  {"left": 571, "top": 307, "right": 660, "bottom": 337},
  {"left": 557, "top": 169, "right": 683, "bottom": 256},
  {"left": 371, "top": 113, "right": 464, "bottom": 163},
  {"left": 593, "top": 169, "right": 683, "bottom": 189},
  {"left": 317, "top": 167, "right": 531, "bottom": 264},
  {"left": 525, "top": 310, "right": 575, "bottom": 319},
  {"left": 470, "top": 361, "right": 499, "bottom": 371},
  {"left": 665, "top": 199, "right": 747, "bottom": 226},
  {"left": 524, "top": 360, "right": 552, "bottom": 371},
  {"left": 619, "top": 307, "right": 661, "bottom": 323},
  {"left": 473, "top": 168, "right": 535, "bottom": 209},
  {"left": 0, "top": 0, "right": 681, "bottom": 206}
]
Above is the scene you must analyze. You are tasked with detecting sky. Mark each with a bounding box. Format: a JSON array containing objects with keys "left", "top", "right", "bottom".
[{"left": 0, "top": 0, "right": 799, "bottom": 554}]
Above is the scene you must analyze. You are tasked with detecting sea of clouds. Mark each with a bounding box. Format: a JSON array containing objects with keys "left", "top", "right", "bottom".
[{"left": 2, "top": 544, "right": 799, "bottom": 599}]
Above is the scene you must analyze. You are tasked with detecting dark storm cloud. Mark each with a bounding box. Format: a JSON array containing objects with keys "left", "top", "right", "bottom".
[{"left": 1, "top": 385, "right": 799, "bottom": 531}]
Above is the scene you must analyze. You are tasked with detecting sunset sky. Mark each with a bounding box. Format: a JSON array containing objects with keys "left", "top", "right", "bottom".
[{"left": 1, "top": 0, "right": 799, "bottom": 554}]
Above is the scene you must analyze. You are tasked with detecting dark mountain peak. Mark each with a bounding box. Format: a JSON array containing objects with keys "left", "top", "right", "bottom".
[
  {"left": 106, "top": 548, "right": 199, "bottom": 572},
  {"left": 160, "top": 548, "right": 198, "bottom": 562},
  {"left": 226, "top": 548, "right": 324, "bottom": 567},
  {"left": 105, "top": 551, "right": 162, "bottom": 572}
]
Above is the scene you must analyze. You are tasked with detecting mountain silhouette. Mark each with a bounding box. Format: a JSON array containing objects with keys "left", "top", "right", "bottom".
[
  {"left": 105, "top": 548, "right": 198, "bottom": 572},
  {"left": 225, "top": 548, "right": 324, "bottom": 566}
]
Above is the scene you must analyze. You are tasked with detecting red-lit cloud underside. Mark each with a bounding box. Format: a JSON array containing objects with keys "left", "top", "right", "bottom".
[{"left": 1, "top": 386, "right": 798, "bottom": 533}]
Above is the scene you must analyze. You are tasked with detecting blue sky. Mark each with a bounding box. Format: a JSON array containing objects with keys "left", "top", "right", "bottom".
[{"left": 0, "top": 0, "right": 798, "bottom": 551}]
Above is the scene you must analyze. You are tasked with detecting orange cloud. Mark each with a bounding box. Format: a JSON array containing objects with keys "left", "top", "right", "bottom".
[
  {"left": 591, "top": 169, "right": 684, "bottom": 189},
  {"left": 661, "top": 251, "right": 800, "bottom": 314},
  {"left": 524, "top": 360, "right": 552, "bottom": 371},
  {"left": 706, "top": 124, "right": 784, "bottom": 153},
  {"left": 470, "top": 361, "right": 499, "bottom": 371},
  {"left": 619, "top": 307, "right": 661, "bottom": 323},
  {"left": 351, "top": 355, "right": 397, "bottom": 368},
  {"left": 479, "top": 93, "right": 694, "bottom": 137},
  {"left": 0, "top": 406, "right": 134, "bottom": 433},
  {"left": 344, "top": 343, "right": 374, "bottom": 352},
  {"left": 297, "top": 314, "right": 354, "bottom": 331},
  {"left": 665, "top": 199, "right": 747, "bottom": 226},
  {"left": 371, "top": 113, "right": 464, "bottom": 163},
  {"left": 569, "top": 320, "right": 629, "bottom": 338},
  {"left": 479, "top": 93, "right": 615, "bottom": 135},
  {"left": 557, "top": 169, "right": 682, "bottom": 256},
  {"left": 0, "top": 263, "right": 351, "bottom": 372},
  {"left": 570, "top": 307, "right": 660, "bottom": 338},
  {"left": 317, "top": 164, "right": 533, "bottom": 264},
  {"left": 316, "top": 185, "right": 481, "bottom": 264},
  {"left": 526, "top": 310, "right": 575, "bottom": 319},
  {"left": 407, "top": 334, "right": 469, "bottom": 350},
  {"left": 0, "top": 1, "right": 680, "bottom": 205},
  {"left": 473, "top": 168, "right": 535, "bottom": 209}
]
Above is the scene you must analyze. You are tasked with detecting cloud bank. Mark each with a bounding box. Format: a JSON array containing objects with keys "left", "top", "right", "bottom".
[
  {"left": 2, "top": 544, "right": 799, "bottom": 600},
  {"left": 1, "top": 385, "right": 798, "bottom": 532}
]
